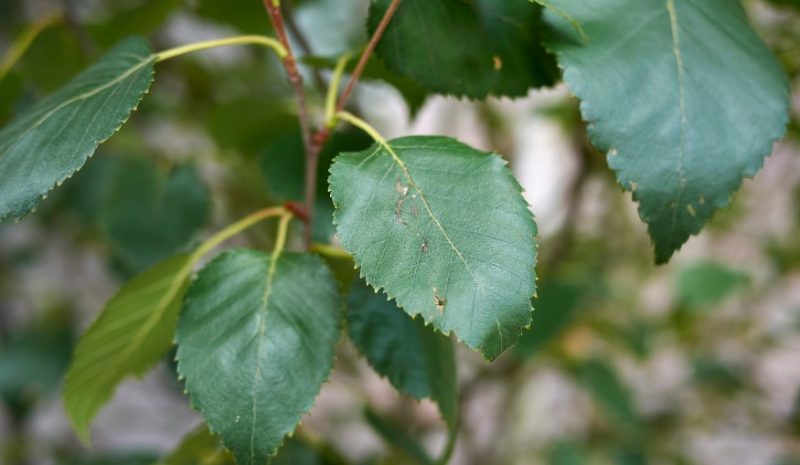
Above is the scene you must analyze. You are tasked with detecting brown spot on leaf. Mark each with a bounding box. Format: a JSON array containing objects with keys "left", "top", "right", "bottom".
[
  {"left": 433, "top": 287, "right": 446, "bottom": 312},
  {"left": 422, "top": 240, "right": 429, "bottom": 253}
]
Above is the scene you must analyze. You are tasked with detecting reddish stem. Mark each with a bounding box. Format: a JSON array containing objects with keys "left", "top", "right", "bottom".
[{"left": 263, "top": 0, "right": 315, "bottom": 246}]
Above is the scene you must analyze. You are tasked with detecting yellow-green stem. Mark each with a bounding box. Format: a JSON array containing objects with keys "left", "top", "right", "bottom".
[
  {"left": 154, "top": 35, "right": 288, "bottom": 63},
  {"left": 336, "top": 111, "right": 387, "bottom": 146},
  {"left": 191, "top": 206, "right": 289, "bottom": 261},
  {"left": 0, "top": 14, "right": 62, "bottom": 81},
  {"left": 325, "top": 53, "right": 353, "bottom": 128}
]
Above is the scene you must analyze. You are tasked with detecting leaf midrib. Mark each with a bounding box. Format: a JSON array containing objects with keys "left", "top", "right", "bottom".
[
  {"left": 665, "top": 0, "right": 689, "bottom": 247},
  {"left": 0, "top": 55, "right": 154, "bottom": 155},
  {"left": 382, "top": 143, "right": 480, "bottom": 288},
  {"left": 249, "top": 250, "right": 283, "bottom": 462}
]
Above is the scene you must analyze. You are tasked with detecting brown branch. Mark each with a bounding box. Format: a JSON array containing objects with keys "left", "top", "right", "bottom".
[
  {"left": 263, "top": 0, "right": 315, "bottom": 246},
  {"left": 335, "top": 0, "right": 401, "bottom": 115},
  {"left": 280, "top": 0, "right": 327, "bottom": 94}
]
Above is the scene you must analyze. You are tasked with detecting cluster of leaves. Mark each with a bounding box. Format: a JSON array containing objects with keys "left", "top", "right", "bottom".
[{"left": 0, "top": 0, "right": 796, "bottom": 463}]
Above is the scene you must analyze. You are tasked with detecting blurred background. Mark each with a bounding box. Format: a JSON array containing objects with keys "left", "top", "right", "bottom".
[{"left": 0, "top": 0, "right": 799, "bottom": 464}]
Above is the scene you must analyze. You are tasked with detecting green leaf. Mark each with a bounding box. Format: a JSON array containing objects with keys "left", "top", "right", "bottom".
[
  {"left": 514, "top": 281, "right": 586, "bottom": 359},
  {"left": 86, "top": 0, "right": 183, "bottom": 48},
  {"left": 156, "top": 425, "right": 233, "bottom": 465},
  {"left": 543, "top": 0, "right": 790, "bottom": 263},
  {"left": 364, "top": 407, "right": 434, "bottom": 465},
  {"left": 368, "top": 0, "right": 557, "bottom": 99},
  {"left": 0, "top": 318, "right": 72, "bottom": 416},
  {"left": 576, "top": 359, "right": 640, "bottom": 431},
  {"left": 97, "top": 159, "right": 210, "bottom": 273},
  {"left": 347, "top": 279, "right": 457, "bottom": 429},
  {"left": 676, "top": 261, "right": 748, "bottom": 307},
  {"left": 176, "top": 249, "right": 341, "bottom": 465},
  {"left": 63, "top": 253, "right": 193, "bottom": 441},
  {"left": 0, "top": 36, "right": 154, "bottom": 223},
  {"left": 329, "top": 136, "right": 537, "bottom": 360}
]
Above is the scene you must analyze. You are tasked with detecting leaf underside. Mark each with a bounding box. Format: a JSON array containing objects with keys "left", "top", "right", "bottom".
[
  {"left": 329, "top": 135, "right": 537, "bottom": 360},
  {"left": 176, "top": 249, "right": 341, "bottom": 465},
  {"left": 0, "top": 36, "right": 155, "bottom": 223},
  {"left": 347, "top": 279, "right": 457, "bottom": 429},
  {"left": 63, "top": 253, "right": 193, "bottom": 440},
  {"left": 369, "top": 0, "right": 557, "bottom": 99},
  {"left": 543, "top": 0, "right": 790, "bottom": 263}
]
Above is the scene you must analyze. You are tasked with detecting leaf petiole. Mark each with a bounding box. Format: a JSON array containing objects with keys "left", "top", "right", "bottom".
[
  {"left": 335, "top": 111, "right": 387, "bottom": 146},
  {"left": 325, "top": 53, "right": 354, "bottom": 128},
  {"left": 191, "top": 206, "right": 291, "bottom": 261},
  {"left": 153, "top": 35, "right": 288, "bottom": 63}
]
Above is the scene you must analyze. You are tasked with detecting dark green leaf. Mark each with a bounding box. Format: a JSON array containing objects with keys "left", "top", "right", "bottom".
[
  {"left": 0, "top": 36, "right": 155, "bottom": 222},
  {"left": 0, "top": 320, "right": 72, "bottom": 412},
  {"left": 515, "top": 281, "right": 585, "bottom": 359},
  {"left": 156, "top": 425, "right": 233, "bottom": 465},
  {"left": 576, "top": 359, "right": 640, "bottom": 431},
  {"left": 176, "top": 249, "right": 341, "bottom": 465},
  {"left": 97, "top": 159, "right": 210, "bottom": 273},
  {"left": 676, "top": 261, "right": 748, "bottom": 306},
  {"left": 347, "top": 279, "right": 457, "bottom": 429},
  {"left": 369, "top": 0, "right": 557, "bottom": 99},
  {"left": 364, "top": 408, "right": 433, "bottom": 465},
  {"left": 543, "top": 0, "right": 790, "bottom": 263},
  {"left": 64, "top": 253, "right": 193, "bottom": 440},
  {"left": 86, "top": 0, "right": 182, "bottom": 48}
]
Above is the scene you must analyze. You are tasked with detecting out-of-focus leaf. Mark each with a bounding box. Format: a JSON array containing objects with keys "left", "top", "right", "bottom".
[
  {"left": 347, "top": 279, "right": 457, "bottom": 430},
  {"left": 195, "top": 0, "right": 273, "bottom": 34},
  {"left": 676, "top": 262, "right": 749, "bottom": 307},
  {"left": 272, "top": 437, "right": 348, "bottom": 465},
  {"left": 0, "top": 37, "right": 154, "bottom": 223},
  {"left": 87, "top": 0, "right": 182, "bottom": 47},
  {"left": 64, "top": 253, "right": 194, "bottom": 441},
  {"left": 0, "top": 320, "right": 72, "bottom": 413},
  {"left": 0, "top": 72, "right": 23, "bottom": 125},
  {"left": 330, "top": 136, "right": 538, "bottom": 360},
  {"left": 548, "top": 441, "right": 589, "bottom": 465},
  {"left": 61, "top": 453, "right": 159, "bottom": 465},
  {"left": 176, "top": 249, "right": 341, "bottom": 465},
  {"left": 364, "top": 408, "right": 433, "bottom": 465},
  {"left": 97, "top": 158, "right": 210, "bottom": 273},
  {"left": 204, "top": 96, "right": 296, "bottom": 154},
  {"left": 576, "top": 359, "right": 640, "bottom": 431},
  {"left": 15, "top": 23, "right": 86, "bottom": 92},
  {"left": 692, "top": 357, "right": 744, "bottom": 393},
  {"left": 369, "top": 0, "right": 557, "bottom": 99},
  {"left": 156, "top": 425, "right": 233, "bottom": 465},
  {"left": 261, "top": 129, "right": 372, "bottom": 242},
  {"left": 515, "top": 281, "right": 585, "bottom": 359}
]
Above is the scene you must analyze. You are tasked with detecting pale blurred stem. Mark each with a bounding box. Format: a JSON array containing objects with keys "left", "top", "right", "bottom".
[
  {"left": 263, "top": 0, "right": 316, "bottom": 248},
  {"left": 0, "top": 13, "right": 62, "bottom": 82},
  {"left": 280, "top": 0, "right": 327, "bottom": 93}
]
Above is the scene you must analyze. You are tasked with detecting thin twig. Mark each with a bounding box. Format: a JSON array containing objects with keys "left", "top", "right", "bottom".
[
  {"left": 303, "top": 0, "right": 402, "bottom": 239},
  {"left": 335, "top": 0, "right": 401, "bottom": 115},
  {"left": 280, "top": 0, "right": 327, "bottom": 94},
  {"left": 263, "top": 0, "right": 315, "bottom": 247}
]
